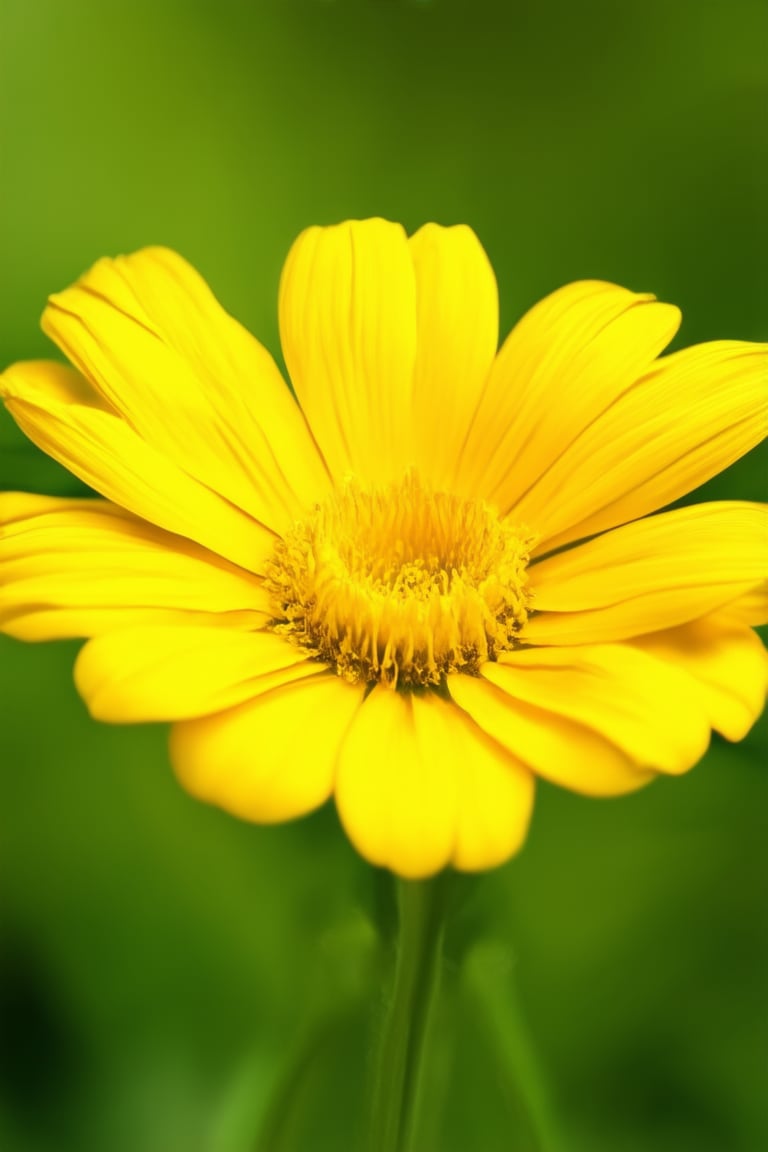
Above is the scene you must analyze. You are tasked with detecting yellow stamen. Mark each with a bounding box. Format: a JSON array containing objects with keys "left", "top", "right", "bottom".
[{"left": 265, "top": 473, "right": 535, "bottom": 687}]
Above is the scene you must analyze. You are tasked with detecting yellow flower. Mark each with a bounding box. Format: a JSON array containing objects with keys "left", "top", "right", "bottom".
[{"left": 2, "top": 220, "right": 767, "bottom": 878}]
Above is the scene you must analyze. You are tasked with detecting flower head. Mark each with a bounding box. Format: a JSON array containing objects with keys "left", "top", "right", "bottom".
[{"left": 2, "top": 220, "right": 766, "bottom": 877}]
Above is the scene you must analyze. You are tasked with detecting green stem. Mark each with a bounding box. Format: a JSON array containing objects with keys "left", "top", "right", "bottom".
[
  {"left": 367, "top": 876, "right": 448, "bottom": 1152},
  {"left": 464, "top": 940, "right": 562, "bottom": 1152},
  {"left": 253, "top": 1012, "right": 338, "bottom": 1152}
]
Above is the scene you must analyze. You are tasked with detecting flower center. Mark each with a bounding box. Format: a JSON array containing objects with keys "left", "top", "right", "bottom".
[{"left": 265, "top": 473, "right": 535, "bottom": 688}]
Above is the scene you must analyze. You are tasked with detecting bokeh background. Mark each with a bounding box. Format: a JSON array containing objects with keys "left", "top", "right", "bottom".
[{"left": 1, "top": 1, "right": 766, "bottom": 1149}]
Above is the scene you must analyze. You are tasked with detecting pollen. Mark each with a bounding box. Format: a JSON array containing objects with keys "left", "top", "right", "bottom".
[{"left": 265, "top": 473, "right": 535, "bottom": 688}]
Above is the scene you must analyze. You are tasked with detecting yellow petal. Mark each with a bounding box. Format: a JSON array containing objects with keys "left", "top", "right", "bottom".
[
  {"left": 409, "top": 224, "right": 498, "bottom": 490},
  {"left": 171, "top": 674, "right": 364, "bottom": 823},
  {"left": 631, "top": 615, "right": 768, "bottom": 742},
  {"left": 42, "top": 248, "right": 330, "bottom": 532},
  {"left": 527, "top": 502, "right": 768, "bottom": 644},
  {"left": 279, "top": 219, "right": 417, "bottom": 484},
  {"left": 74, "top": 626, "right": 325, "bottom": 722},
  {"left": 3, "top": 607, "right": 263, "bottom": 642},
  {"left": 449, "top": 674, "right": 654, "bottom": 796},
  {"left": 720, "top": 581, "right": 768, "bottom": 626},
  {"left": 486, "top": 644, "right": 710, "bottom": 773},
  {"left": 335, "top": 688, "right": 455, "bottom": 878},
  {"left": 1, "top": 362, "right": 273, "bottom": 572},
  {"left": 456, "top": 280, "right": 680, "bottom": 506},
  {"left": 444, "top": 703, "right": 535, "bottom": 873},
  {"left": 520, "top": 341, "right": 768, "bottom": 551},
  {"left": 0, "top": 492, "right": 270, "bottom": 640},
  {"left": 335, "top": 687, "right": 534, "bottom": 878}
]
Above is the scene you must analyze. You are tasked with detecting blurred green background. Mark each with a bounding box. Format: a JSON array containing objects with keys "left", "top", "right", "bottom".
[{"left": 1, "top": 1, "right": 766, "bottom": 1149}]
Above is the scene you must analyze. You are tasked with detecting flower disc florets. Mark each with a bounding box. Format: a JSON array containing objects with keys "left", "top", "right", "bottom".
[{"left": 265, "top": 473, "right": 535, "bottom": 687}]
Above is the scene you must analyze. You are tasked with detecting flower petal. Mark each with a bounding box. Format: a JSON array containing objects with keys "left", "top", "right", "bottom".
[
  {"left": 74, "top": 626, "right": 325, "bottom": 722},
  {"left": 279, "top": 219, "right": 418, "bottom": 484},
  {"left": 1, "top": 362, "right": 273, "bottom": 572},
  {"left": 409, "top": 224, "right": 499, "bottom": 489},
  {"left": 171, "top": 675, "right": 364, "bottom": 823},
  {"left": 526, "top": 502, "right": 768, "bottom": 644},
  {"left": 442, "top": 699, "right": 535, "bottom": 873},
  {"left": 335, "top": 687, "right": 534, "bottom": 878},
  {"left": 630, "top": 615, "right": 768, "bottom": 742},
  {"left": 519, "top": 341, "right": 768, "bottom": 551},
  {"left": 486, "top": 644, "right": 711, "bottom": 773},
  {"left": 335, "top": 689, "right": 455, "bottom": 878},
  {"left": 456, "top": 280, "right": 680, "bottom": 507},
  {"left": 449, "top": 674, "right": 654, "bottom": 796},
  {"left": 0, "top": 492, "right": 270, "bottom": 640},
  {"left": 42, "top": 247, "right": 330, "bottom": 532},
  {"left": 719, "top": 582, "right": 768, "bottom": 627}
]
